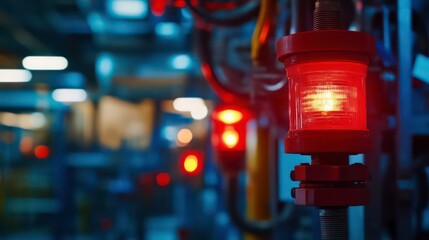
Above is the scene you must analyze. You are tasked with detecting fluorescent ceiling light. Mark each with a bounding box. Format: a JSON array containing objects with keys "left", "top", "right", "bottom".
[
  {"left": 173, "top": 97, "right": 208, "bottom": 120},
  {"left": 0, "top": 69, "right": 32, "bottom": 82},
  {"left": 173, "top": 97, "right": 204, "bottom": 112},
  {"left": 52, "top": 89, "right": 87, "bottom": 103},
  {"left": 108, "top": 0, "right": 148, "bottom": 19},
  {"left": 23, "top": 56, "right": 68, "bottom": 70}
]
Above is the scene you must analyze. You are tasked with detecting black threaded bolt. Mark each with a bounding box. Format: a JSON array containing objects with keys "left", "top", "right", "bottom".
[
  {"left": 313, "top": 0, "right": 341, "bottom": 31},
  {"left": 319, "top": 207, "right": 349, "bottom": 240}
]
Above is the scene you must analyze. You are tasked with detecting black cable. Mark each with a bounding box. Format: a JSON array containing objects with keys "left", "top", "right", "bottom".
[
  {"left": 225, "top": 174, "right": 293, "bottom": 235},
  {"left": 194, "top": 26, "right": 287, "bottom": 102},
  {"left": 185, "top": 0, "right": 260, "bottom": 26},
  {"left": 194, "top": 27, "right": 250, "bottom": 100}
]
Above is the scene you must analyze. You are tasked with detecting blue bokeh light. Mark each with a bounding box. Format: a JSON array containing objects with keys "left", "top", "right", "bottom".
[
  {"left": 107, "top": 0, "right": 148, "bottom": 19},
  {"left": 171, "top": 54, "right": 192, "bottom": 70}
]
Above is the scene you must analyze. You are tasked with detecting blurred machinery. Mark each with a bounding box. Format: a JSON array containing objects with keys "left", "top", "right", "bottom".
[{"left": 0, "top": 0, "right": 427, "bottom": 240}]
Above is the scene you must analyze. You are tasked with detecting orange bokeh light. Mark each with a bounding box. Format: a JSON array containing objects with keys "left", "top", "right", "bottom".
[{"left": 177, "top": 128, "right": 193, "bottom": 145}]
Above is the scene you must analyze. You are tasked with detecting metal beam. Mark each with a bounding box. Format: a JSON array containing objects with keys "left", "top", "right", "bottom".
[{"left": 396, "top": 0, "right": 414, "bottom": 238}]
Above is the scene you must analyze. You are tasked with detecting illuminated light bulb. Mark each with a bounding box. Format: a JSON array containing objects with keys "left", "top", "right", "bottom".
[
  {"left": 218, "top": 109, "right": 243, "bottom": 124},
  {"left": 304, "top": 89, "right": 349, "bottom": 112},
  {"left": 177, "top": 128, "right": 193, "bottom": 145},
  {"left": 286, "top": 62, "right": 365, "bottom": 130},
  {"left": 184, "top": 155, "right": 198, "bottom": 173},
  {"left": 222, "top": 128, "right": 239, "bottom": 148}
]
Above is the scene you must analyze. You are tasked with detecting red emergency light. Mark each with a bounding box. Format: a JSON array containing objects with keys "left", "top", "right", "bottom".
[
  {"left": 277, "top": 30, "right": 375, "bottom": 207},
  {"left": 277, "top": 30, "right": 375, "bottom": 154},
  {"left": 211, "top": 105, "right": 251, "bottom": 173}
]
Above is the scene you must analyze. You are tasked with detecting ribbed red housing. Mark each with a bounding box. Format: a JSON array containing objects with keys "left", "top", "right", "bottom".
[
  {"left": 287, "top": 61, "right": 368, "bottom": 131},
  {"left": 277, "top": 30, "right": 375, "bottom": 153}
]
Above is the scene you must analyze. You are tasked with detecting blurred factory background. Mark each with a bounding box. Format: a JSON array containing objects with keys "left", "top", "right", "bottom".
[{"left": 0, "top": 0, "right": 427, "bottom": 239}]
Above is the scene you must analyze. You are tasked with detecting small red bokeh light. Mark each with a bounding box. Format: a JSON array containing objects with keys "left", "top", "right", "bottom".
[
  {"left": 156, "top": 172, "right": 171, "bottom": 187},
  {"left": 34, "top": 145, "right": 50, "bottom": 159}
]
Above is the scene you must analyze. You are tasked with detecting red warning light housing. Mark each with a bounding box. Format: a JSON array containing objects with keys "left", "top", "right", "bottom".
[
  {"left": 277, "top": 30, "right": 375, "bottom": 207},
  {"left": 211, "top": 105, "right": 251, "bottom": 173},
  {"left": 277, "top": 30, "right": 375, "bottom": 154},
  {"left": 180, "top": 150, "right": 203, "bottom": 176}
]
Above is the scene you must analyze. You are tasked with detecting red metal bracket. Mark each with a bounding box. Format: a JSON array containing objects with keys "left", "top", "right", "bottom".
[
  {"left": 294, "top": 187, "right": 370, "bottom": 206},
  {"left": 292, "top": 163, "right": 370, "bottom": 182},
  {"left": 289, "top": 156, "right": 371, "bottom": 207}
]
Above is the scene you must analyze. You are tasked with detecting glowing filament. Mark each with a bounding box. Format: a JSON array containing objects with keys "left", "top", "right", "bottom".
[{"left": 303, "top": 89, "right": 350, "bottom": 113}]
